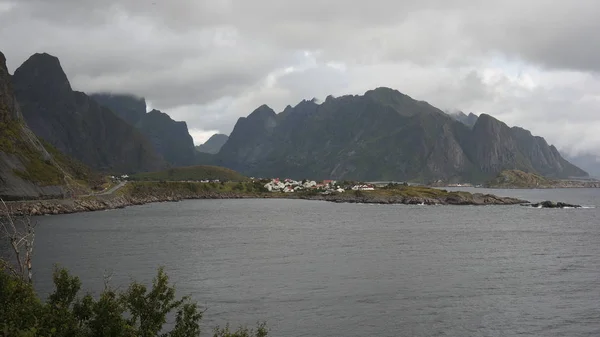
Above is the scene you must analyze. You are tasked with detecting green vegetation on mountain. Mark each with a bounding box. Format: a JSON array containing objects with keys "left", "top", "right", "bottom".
[
  {"left": 130, "top": 165, "right": 248, "bottom": 182},
  {"left": 1, "top": 51, "right": 71, "bottom": 199},
  {"left": 485, "top": 169, "right": 554, "bottom": 188},
  {"left": 217, "top": 87, "right": 587, "bottom": 183},
  {"left": 120, "top": 180, "right": 266, "bottom": 199},
  {"left": 13, "top": 53, "right": 166, "bottom": 174},
  {"left": 196, "top": 134, "right": 229, "bottom": 154},
  {"left": 91, "top": 94, "right": 197, "bottom": 167},
  {"left": 40, "top": 139, "right": 105, "bottom": 190}
]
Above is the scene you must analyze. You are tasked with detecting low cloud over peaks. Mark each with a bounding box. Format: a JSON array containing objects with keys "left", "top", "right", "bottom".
[{"left": 2, "top": 0, "right": 600, "bottom": 154}]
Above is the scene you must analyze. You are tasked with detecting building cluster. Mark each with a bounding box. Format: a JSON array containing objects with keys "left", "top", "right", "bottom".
[
  {"left": 110, "top": 174, "right": 129, "bottom": 181},
  {"left": 263, "top": 178, "right": 375, "bottom": 193}
]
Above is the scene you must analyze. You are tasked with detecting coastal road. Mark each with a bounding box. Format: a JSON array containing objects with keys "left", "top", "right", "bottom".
[{"left": 90, "top": 181, "right": 128, "bottom": 196}]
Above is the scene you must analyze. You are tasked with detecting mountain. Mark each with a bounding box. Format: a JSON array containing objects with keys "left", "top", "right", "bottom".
[
  {"left": 90, "top": 94, "right": 197, "bottom": 166},
  {"left": 88, "top": 93, "right": 146, "bottom": 126},
  {"left": 196, "top": 134, "right": 229, "bottom": 154},
  {"left": 216, "top": 87, "right": 587, "bottom": 182},
  {"left": 12, "top": 53, "right": 165, "bottom": 173},
  {"left": 563, "top": 153, "right": 600, "bottom": 177},
  {"left": 1, "top": 51, "right": 80, "bottom": 199},
  {"left": 449, "top": 111, "right": 478, "bottom": 128}
]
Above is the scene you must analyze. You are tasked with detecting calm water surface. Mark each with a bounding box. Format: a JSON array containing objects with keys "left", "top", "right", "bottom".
[{"left": 29, "top": 188, "right": 600, "bottom": 336}]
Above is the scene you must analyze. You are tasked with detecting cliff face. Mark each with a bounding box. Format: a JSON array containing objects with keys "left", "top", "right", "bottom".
[
  {"left": 217, "top": 87, "right": 587, "bottom": 182},
  {"left": 12, "top": 53, "right": 165, "bottom": 173},
  {"left": 90, "top": 94, "right": 197, "bottom": 167},
  {"left": 89, "top": 93, "right": 147, "bottom": 126},
  {"left": 0, "top": 51, "right": 68, "bottom": 199},
  {"left": 135, "top": 109, "right": 196, "bottom": 166}
]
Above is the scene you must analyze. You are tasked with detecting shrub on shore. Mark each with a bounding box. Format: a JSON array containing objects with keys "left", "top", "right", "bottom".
[{"left": 0, "top": 267, "right": 268, "bottom": 337}]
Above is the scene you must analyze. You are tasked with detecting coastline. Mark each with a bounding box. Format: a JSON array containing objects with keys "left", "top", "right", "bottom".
[{"left": 4, "top": 188, "right": 529, "bottom": 217}]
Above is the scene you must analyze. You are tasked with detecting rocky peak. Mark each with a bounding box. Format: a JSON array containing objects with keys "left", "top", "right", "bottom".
[
  {"left": 450, "top": 110, "right": 478, "bottom": 128},
  {"left": 247, "top": 104, "right": 276, "bottom": 120},
  {"left": 13, "top": 53, "right": 73, "bottom": 99},
  {"left": 0, "top": 51, "right": 21, "bottom": 122}
]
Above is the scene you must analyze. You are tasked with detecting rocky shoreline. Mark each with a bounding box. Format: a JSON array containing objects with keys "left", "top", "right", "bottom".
[
  {"left": 297, "top": 192, "right": 528, "bottom": 205},
  {"left": 4, "top": 190, "right": 534, "bottom": 217}
]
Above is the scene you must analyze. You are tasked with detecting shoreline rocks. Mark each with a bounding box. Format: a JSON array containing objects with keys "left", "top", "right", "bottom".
[
  {"left": 522, "top": 201, "right": 582, "bottom": 208},
  {"left": 3, "top": 189, "right": 583, "bottom": 217},
  {"left": 299, "top": 192, "right": 527, "bottom": 206}
]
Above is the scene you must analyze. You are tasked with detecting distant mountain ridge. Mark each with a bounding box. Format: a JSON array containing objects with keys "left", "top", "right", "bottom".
[
  {"left": 563, "top": 153, "right": 600, "bottom": 178},
  {"left": 90, "top": 93, "right": 197, "bottom": 167},
  {"left": 13, "top": 53, "right": 165, "bottom": 173},
  {"left": 215, "top": 87, "right": 587, "bottom": 182},
  {"left": 196, "top": 134, "right": 229, "bottom": 154},
  {"left": 448, "top": 111, "right": 478, "bottom": 128}
]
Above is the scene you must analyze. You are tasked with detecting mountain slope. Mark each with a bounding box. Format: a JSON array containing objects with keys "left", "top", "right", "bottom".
[
  {"left": 12, "top": 53, "right": 165, "bottom": 173},
  {"left": 217, "top": 87, "right": 586, "bottom": 182},
  {"left": 1, "top": 51, "right": 77, "bottom": 199},
  {"left": 88, "top": 93, "right": 146, "bottom": 125},
  {"left": 563, "top": 153, "right": 600, "bottom": 177},
  {"left": 90, "top": 94, "right": 197, "bottom": 166},
  {"left": 196, "top": 134, "right": 229, "bottom": 154}
]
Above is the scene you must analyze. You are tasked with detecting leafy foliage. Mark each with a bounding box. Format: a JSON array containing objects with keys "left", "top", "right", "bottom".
[{"left": 0, "top": 267, "right": 268, "bottom": 337}]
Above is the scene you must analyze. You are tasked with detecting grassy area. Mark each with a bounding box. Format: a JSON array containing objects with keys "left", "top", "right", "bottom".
[
  {"left": 1, "top": 121, "right": 65, "bottom": 186},
  {"left": 0, "top": 120, "right": 105, "bottom": 190},
  {"left": 485, "top": 169, "right": 553, "bottom": 188},
  {"left": 40, "top": 139, "right": 106, "bottom": 190},
  {"left": 130, "top": 165, "right": 248, "bottom": 182},
  {"left": 120, "top": 180, "right": 267, "bottom": 198}
]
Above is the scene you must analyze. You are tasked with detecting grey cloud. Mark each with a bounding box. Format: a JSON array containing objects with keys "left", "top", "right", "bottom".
[{"left": 3, "top": 0, "right": 600, "bottom": 156}]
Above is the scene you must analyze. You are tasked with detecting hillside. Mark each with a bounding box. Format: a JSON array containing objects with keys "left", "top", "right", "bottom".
[
  {"left": 0, "top": 51, "right": 97, "bottom": 199},
  {"left": 485, "top": 170, "right": 554, "bottom": 188},
  {"left": 90, "top": 94, "right": 197, "bottom": 166},
  {"left": 130, "top": 165, "right": 248, "bottom": 182},
  {"left": 12, "top": 53, "right": 166, "bottom": 173},
  {"left": 196, "top": 134, "right": 229, "bottom": 154},
  {"left": 216, "top": 87, "right": 587, "bottom": 182}
]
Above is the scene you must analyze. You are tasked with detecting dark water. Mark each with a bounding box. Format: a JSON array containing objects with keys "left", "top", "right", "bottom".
[{"left": 26, "top": 188, "right": 600, "bottom": 336}]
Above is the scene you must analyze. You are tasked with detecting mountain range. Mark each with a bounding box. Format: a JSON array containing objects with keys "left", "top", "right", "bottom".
[
  {"left": 0, "top": 51, "right": 591, "bottom": 198},
  {"left": 12, "top": 53, "right": 166, "bottom": 173},
  {"left": 211, "top": 88, "right": 587, "bottom": 182}
]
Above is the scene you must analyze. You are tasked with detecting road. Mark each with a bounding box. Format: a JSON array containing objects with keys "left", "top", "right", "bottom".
[{"left": 83, "top": 181, "right": 128, "bottom": 197}]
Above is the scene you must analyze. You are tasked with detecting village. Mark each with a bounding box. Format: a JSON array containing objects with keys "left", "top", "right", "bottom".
[{"left": 262, "top": 178, "right": 375, "bottom": 193}]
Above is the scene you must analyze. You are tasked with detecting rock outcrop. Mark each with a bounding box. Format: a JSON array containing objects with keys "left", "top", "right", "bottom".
[{"left": 524, "top": 201, "right": 582, "bottom": 208}]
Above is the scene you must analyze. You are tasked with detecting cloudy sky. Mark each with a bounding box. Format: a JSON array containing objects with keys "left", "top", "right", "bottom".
[{"left": 1, "top": 0, "right": 600, "bottom": 158}]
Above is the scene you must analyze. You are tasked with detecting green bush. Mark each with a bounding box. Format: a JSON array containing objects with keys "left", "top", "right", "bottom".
[{"left": 0, "top": 267, "right": 268, "bottom": 337}]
